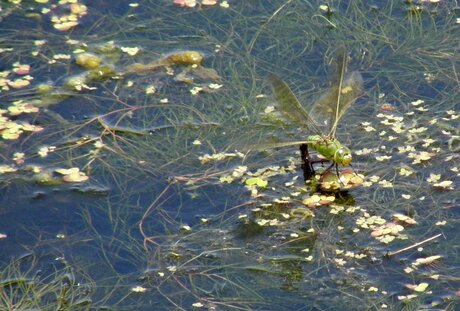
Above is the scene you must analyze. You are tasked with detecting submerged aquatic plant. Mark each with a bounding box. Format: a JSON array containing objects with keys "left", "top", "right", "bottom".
[{"left": 0, "top": 254, "right": 94, "bottom": 310}]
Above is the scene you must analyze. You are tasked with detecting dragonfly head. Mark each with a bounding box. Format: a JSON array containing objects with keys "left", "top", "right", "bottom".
[{"left": 334, "top": 146, "right": 352, "bottom": 166}]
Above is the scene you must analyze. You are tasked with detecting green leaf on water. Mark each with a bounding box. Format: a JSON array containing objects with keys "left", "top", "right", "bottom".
[{"left": 245, "top": 177, "right": 268, "bottom": 188}]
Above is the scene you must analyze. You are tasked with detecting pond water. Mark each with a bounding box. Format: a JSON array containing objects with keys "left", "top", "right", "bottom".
[{"left": 0, "top": 0, "right": 459, "bottom": 310}]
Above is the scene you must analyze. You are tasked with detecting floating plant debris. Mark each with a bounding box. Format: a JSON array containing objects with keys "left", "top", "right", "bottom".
[
  {"left": 124, "top": 50, "right": 204, "bottom": 74},
  {"left": 75, "top": 52, "right": 102, "bottom": 69},
  {"left": 317, "top": 169, "right": 365, "bottom": 192},
  {"left": 301, "top": 194, "right": 335, "bottom": 208},
  {"left": 199, "top": 152, "right": 244, "bottom": 164},
  {"left": 405, "top": 282, "right": 429, "bottom": 293},
  {"left": 244, "top": 177, "right": 268, "bottom": 188},
  {"left": 55, "top": 167, "right": 89, "bottom": 183},
  {"left": 411, "top": 255, "right": 442, "bottom": 267}
]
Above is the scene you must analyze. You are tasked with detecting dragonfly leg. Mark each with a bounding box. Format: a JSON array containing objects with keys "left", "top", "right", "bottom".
[
  {"left": 349, "top": 163, "right": 359, "bottom": 176},
  {"left": 324, "top": 161, "right": 335, "bottom": 172},
  {"left": 335, "top": 163, "right": 341, "bottom": 180},
  {"left": 324, "top": 162, "right": 344, "bottom": 185},
  {"left": 323, "top": 162, "right": 346, "bottom": 185},
  {"left": 334, "top": 163, "right": 347, "bottom": 186}
]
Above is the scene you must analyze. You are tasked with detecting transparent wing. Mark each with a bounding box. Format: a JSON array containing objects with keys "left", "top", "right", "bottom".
[
  {"left": 244, "top": 140, "right": 319, "bottom": 151},
  {"left": 268, "top": 74, "right": 324, "bottom": 136},
  {"left": 225, "top": 120, "right": 318, "bottom": 152},
  {"left": 309, "top": 50, "right": 363, "bottom": 137}
]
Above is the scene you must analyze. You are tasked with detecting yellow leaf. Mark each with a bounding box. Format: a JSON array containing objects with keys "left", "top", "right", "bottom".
[
  {"left": 55, "top": 167, "right": 79, "bottom": 175},
  {"left": 433, "top": 180, "right": 453, "bottom": 189},
  {"left": 413, "top": 282, "right": 429, "bottom": 292},
  {"left": 245, "top": 177, "right": 267, "bottom": 188},
  {"left": 62, "top": 171, "right": 89, "bottom": 183}
]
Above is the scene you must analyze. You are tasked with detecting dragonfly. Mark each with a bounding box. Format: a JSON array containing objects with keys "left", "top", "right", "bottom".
[{"left": 264, "top": 50, "right": 363, "bottom": 175}]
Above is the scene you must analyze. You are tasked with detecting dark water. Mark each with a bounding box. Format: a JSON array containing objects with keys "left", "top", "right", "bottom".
[{"left": 0, "top": 1, "right": 459, "bottom": 310}]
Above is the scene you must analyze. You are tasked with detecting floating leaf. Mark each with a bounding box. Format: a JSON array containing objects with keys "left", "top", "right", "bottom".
[
  {"left": 432, "top": 180, "right": 453, "bottom": 190},
  {"left": 180, "top": 225, "right": 191, "bottom": 231},
  {"left": 120, "top": 46, "right": 140, "bottom": 56},
  {"left": 56, "top": 167, "right": 89, "bottom": 183},
  {"left": 399, "top": 167, "right": 414, "bottom": 176},
  {"left": 192, "top": 302, "right": 204, "bottom": 308},
  {"left": 13, "top": 152, "right": 25, "bottom": 164},
  {"left": 8, "top": 101, "right": 39, "bottom": 115},
  {"left": 412, "top": 255, "right": 442, "bottom": 267},
  {"left": 255, "top": 218, "right": 279, "bottom": 226},
  {"left": 219, "top": 175, "right": 234, "bottom": 183},
  {"left": 371, "top": 222, "right": 404, "bottom": 243},
  {"left": 53, "top": 21, "right": 79, "bottom": 32},
  {"left": 208, "top": 83, "right": 223, "bottom": 89},
  {"left": 0, "top": 165, "right": 17, "bottom": 174},
  {"left": 408, "top": 127, "right": 427, "bottom": 133},
  {"left": 62, "top": 171, "right": 89, "bottom": 183},
  {"left": 198, "top": 152, "right": 244, "bottom": 164},
  {"left": 37, "top": 146, "right": 56, "bottom": 157},
  {"left": 7, "top": 79, "right": 30, "bottom": 89},
  {"left": 34, "top": 172, "right": 62, "bottom": 186},
  {"left": 202, "top": 0, "right": 217, "bottom": 5},
  {"left": 75, "top": 53, "right": 101, "bottom": 69},
  {"left": 55, "top": 167, "right": 80, "bottom": 175},
  {"left": 1, "top": 128, "right": 22, "bottom": 140},
  {"left": 426, "top": 173, "right": 441, "bottom": 183},
  {"left": 406, "top": 282, "right": 429, "bottom": 292},
  {"left": 375, "top": 155, "right": 392, "bottom": 161},
  {"left": 190, "top": 86, "right": 203, "bottom": 95},
  {"left": 410, "top": 99, "right": 424, "bottom": 106},
  {"left": 302, "top": 194, "right": 335, "bottom": 208},
  {"left": 174, "top": 0, "right": 197, "bottom": 8},
  {"left": 397, "top": 294, "right": 418, "bottom": 301},
  {"left": 290, "top": 207, "right": 314, "bottom": 218},
  {"left": 408, "top": 151, "right": 433, "bottom": 164},
  {"left": 231, "top": 165, "right": 247, "bottom": 178},
  {"left": 378, "top": 179, "right": 393, "bottom": 188},
  {"left": 245, "top": 177, "right": 268, "bottom": 188},
  {"left": 12, "top": 64, "right": 30, "bottom": 75},
  {"left": 21, "top": 123, "right": 43, "bottom": 132},
  {"left": 319, "top": 169, "right": 364, "bottom": 192},
  {"left": 392, "top": 214, "right": 417, "bottom": 225},
  {"left": 145, "top": 85, "right": 156, "bottom": 94},
  {"left": 355, "top": 148, "right": 374, "bottom": 155},
  {"left": 131, "top": 286, "right": 147, "bottom": 293}
]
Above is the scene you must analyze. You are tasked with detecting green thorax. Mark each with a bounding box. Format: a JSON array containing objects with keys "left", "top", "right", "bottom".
[
  {"left": 306, "top": 135, "right": 352, "bottom": 166},
  {"left": 307, "top": 135, "right": 340, "bottom": 159}
]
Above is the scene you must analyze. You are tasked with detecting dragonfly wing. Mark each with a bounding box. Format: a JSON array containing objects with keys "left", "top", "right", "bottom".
[
  {"left": 309, "top": 81, "right": 340, "bottom": 131},
  {"left": 268, "top": 74, "right": 324, "bottom": 136},
  {"left": 309, "top": 50, "right": 363, "bottom": 136},
  {"left": 245, "top": 140, "right": 317, "bottom": 151},
  {"left": 335, "top": 70, "right": 363, "bottom": 122}
]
